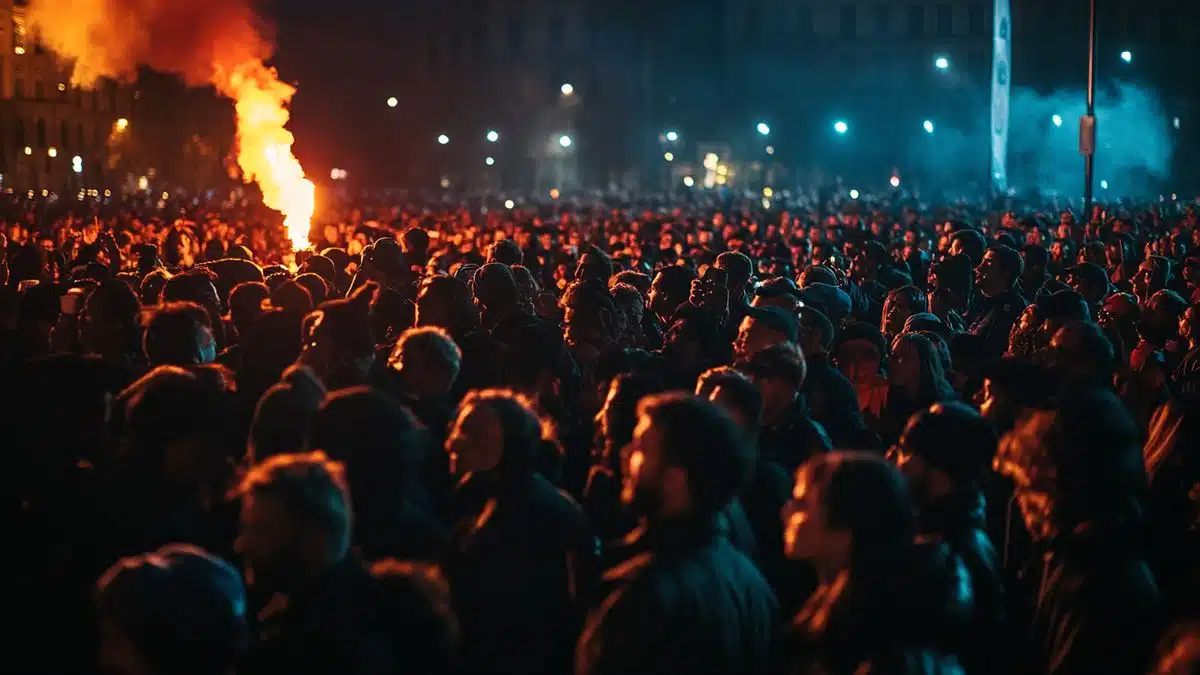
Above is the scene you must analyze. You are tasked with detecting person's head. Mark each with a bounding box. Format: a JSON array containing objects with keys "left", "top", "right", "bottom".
[
  {"left": 95, "top": 544, "right": 247, "bottom": 675},
  {"left": 142, "top": 301, "right": 216, "bottom": 366},
  {"left": 662, "top": 305, "right": 727, "bottom": 373},
  {"left": 975, "top": 245, "right": 1022, "bottom": 298},
  {"left": 294, "top": 273, "right": 329, "bottom": 306},
  {"left": 715, "top": 251, "right": 754, "bottom": 297},
  {"left": 889, "top": 402, "right": 998, "bottom": 502},
  {"left": 235, "top": 451, "right": 352, "bottom": 593},
  {"left": 888, "top": 332, "right": 953, "bottom": 401},
  {"left": 1132, "top": 255, "right": 1172, "bottom": 304},
  {"left": 798, "top": 265, "right": 838, "bottom": 288},
  {"left": 733, "top": 305, "right": 798, "bottom": 364},
  {"left": 949, "top": 229, "right": 987, "bottom": 266},
  {"left": 561, "top": 281, "right": 622, "bottom": 355},
  {"left": 647, "top": 265, "right": 697, "bottom": 321},
  {"left": 487, "top": 239, "right": 523, "bottom": 266},
  {"left": 1066, "top": 262, "right": 1110, "bottom": 308},
  {"left": 797, "top": 306, "right": 835, "bottom": 358},
  {"left": 882, "top": 285, "right": 926, "bottom": 339},
  {"left": 783, "top": 452, "right": 915, "bottom": 576},
  {"left": 1141, "top": 289, "right": 1189, "bottom": 347},
  {"left": 227, "top": 281, "right": 270, "bottom": 338},
  {"left": 622, "top": 392, "right": 752, "bottom": 521},
  {"left": 995, "top": 387, "right": 1145, "bottom": 540},
  {"left": 82, "top": 278, "right": 142, "bottom": 358},
  {"left": 1020, "top": 244, "right": 1048, "bottom": 281},
  {"left": 741, "top": 341, "right": 807, "bottom": 422},
  {"left": 1047, "top": 320, "right": 1115, "bottom": 386},
  {"left": 446, "top": 389, "right": 543, "bottom": 476},
  {"left": 700, "top": 368, "right": 763, "bottom": 435},
  {"left": 387, "top": 326, "right": 462, "bottom": 400},
  {"left": 472, "top": 262, "right": 520, "bottom": 318},
  {"left": 415, "top": 275, "right": 477, "bottom": 334},
  {"left": 927, "top": 254, "right": 973, "bottom": 311},
  {"left": 597, "top": 373, "right": 665, "bottom": 469},
  {"left": 1035, "top": 289, "right": 1090, "bottom": 349},
  {"left": 369, "top": 560, "right": 459, "bottom": 675},
  {"left": 270, "top": 279, "right": 314, "bottom": 314},
  {"left": 301, "top": 282, "right": 378, "bottom": 388},
  {"left": 247, "top": 365, "right": 327, "bottom": 463},
  {"left": 832, "top": 321, "right": 887, "bottom": 386},
  {"left": 751, "top": 276, "right": 804, "bottom": 312}
]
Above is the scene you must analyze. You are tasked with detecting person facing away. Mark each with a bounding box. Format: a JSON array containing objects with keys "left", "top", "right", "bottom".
[{"left": 576, "top": 392, "right": 777, "bottom": 675}]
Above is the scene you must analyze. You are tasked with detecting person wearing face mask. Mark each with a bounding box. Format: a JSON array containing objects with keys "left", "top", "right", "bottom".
[{"left": 142, "top": 301, "right": 218, "bottom": 367}]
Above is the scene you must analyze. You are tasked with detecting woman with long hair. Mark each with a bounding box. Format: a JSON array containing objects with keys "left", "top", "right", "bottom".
[{"left": 882, "top": 332, "right": 957, "bottom": 444}]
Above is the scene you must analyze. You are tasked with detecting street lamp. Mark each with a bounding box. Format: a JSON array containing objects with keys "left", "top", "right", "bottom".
[
  {"left": 665, "top": 130, "right": 679, "bottom": 142},
  {"left": 386, "top": 96, "right": 398, "bottom": 108},
  {"left": 756, "top": 122, "right": 771, "bottom": 136},
  {"left": 560, "top": 83, "right": 574, "bottom": 96},
  {"left": 664, "top": 152, "right": 674, "bottom": 162},
  {"left": 1052, "top": 114, "right": 1064, "bottom": 127},
  {"left": 1120, "top": 50, "right": 1132, "bottom": 63},
  {"left": 890, "top": 176, "right": 901, "bottom": 188},
  {"left": 765, "top": 145, "right": 775, "bottom": 155},
  {"left": 486, "top": 130, "right": 499, "bottom": 142},
  {"left": 683, "top": 176, "right": 695, "bottom": 187},
  {"left": 23, "top": 146, "right": 32, "bottom": 155},
  {"left": 833, "top": 120, "right": 849, "bottom": 135},
  {"left": 849, "top": 189, "right": 860, "bottom": 199},
  {"left": 115, "top": 118, "right": 129, "bottom": 132},
  {"left": 934, "top": 56, "right": 950, "bottom": 70},
  {"left": 437, "top": 134, "right": 450, "bottom": 145},
  {"left": 922, "top": 120, "right": 935, "bottom": 134},
  {"left": 485, "top": 156, "right": 495, "bottom": 166},
  {"left": 558, "top": 134, "right": 573, "bottom": 148},
  {"left": 72, "top": 155, "right": 83, "bottom": 174},
  {"left": 48, "top": 147, "right": 58, "bottom": 158}
]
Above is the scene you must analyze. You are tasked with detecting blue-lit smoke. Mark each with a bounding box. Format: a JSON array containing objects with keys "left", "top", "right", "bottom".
[{"left": 908, "top": 82, "right": 1174, "bottom": 199}]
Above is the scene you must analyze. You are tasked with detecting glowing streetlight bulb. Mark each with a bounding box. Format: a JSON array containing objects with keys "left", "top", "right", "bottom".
[
  {"left": 683, "top": 176, "right": 695, "bottom": 187},
  {"left": 115, "top": 118, "right": 129, "bottom": 132},
  {"left": 923, "top": 120, "right": 935, "bottom": 134},
  {"left": 558, "top": 135, "right": 572, "bottom": 148},
  {"left": 504, "top": 199, "right": 515, "bottom": 209},
  {"left": 386, "top": 96, "right": 398, "bottom": 108},
  {"left": 934, "top": 56, "right": 950, "bottom": 70},
  {"left": 437, "top": 134, "right": 450, "bottom": 145},
  {"left": 1100, "top": 180, "right": 1109, "bottom": 190},
  {"left": 1120, "top": 50, "right": 1132, "bottom": 63},
  {"left": 756, "top": 122, "right": 771, "bottom": 136},
  {"left": 1052, "top": 114, "right": 1063, "bottom": 127},
  {"left": 890, "top": 176, "right": 901, "bottom": 188},
  {"left": 664, "top": 152, "right": 674, "bottom": 162},
  {"left": 485, "top": 156, "right": 495, "bottom": 166},
  {"left": 765, "top": 145, "right": 775, "bottom": 155},
  {"left": 665, "top": 130, "right": 679, "bottom": 142},
  {"left": 23, "top": 146, "right": 32, "bottom": 155},
  {"left": 834, "top": 120, "right": 849, "bottom": 134},
  {"left": 762, "top": 186, "right": 774, "bottom": 198},
  {"left": 486, "top": 130, "right": 499, "bottom": 142},
  {"left": 560, "top": 83, "right": 574, "bottom": 96},
  {"left": 849, "top": 189, "right": 860, "bottom": 199},
  {"left": 48, "top": 147, "right": 58, "bottom": 158}
]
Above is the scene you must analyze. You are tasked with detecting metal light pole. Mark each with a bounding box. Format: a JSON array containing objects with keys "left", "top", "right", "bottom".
[{"left": 1082, "top": 0, "right": 1097, "bottom": 217}]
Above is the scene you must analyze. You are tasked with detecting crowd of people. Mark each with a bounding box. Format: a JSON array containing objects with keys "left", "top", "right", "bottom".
[{"left": 2, "top": 191, "right": 1198, "bottom": 675}]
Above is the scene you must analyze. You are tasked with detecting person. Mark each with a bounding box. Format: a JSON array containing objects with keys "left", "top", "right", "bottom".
[
  {"left": 733, "top": 304, "right": 799, "bottom": 365},
  {"left": 369, "top": 559, "right": 460, "bottom": 675},
  {"left": 308, "top": 387, "right": 447, "bottom": 562},
  {"left": 300, "top": 282, "right": 379, "bottom": 389},
  {"left": 577, "top": 393, "right": 776, "bottom": 675},
  {"left": 969, "top": 246, "right": 1028, "bottom": 359},
  {"left": 889, "top": 402, "right": 1006, "bottom": 675},
  {"left": 995, "top": 387, "right": 1163, "bottom": 675},
  {"left": 741, "top": 342, "right": 833, "bottom": 474},
  {"left": 796, "top": 307, "right": 874, "bottom": 448},
  {"left": 236, "top": 451, "right": 391, "bottom": 675},
  {"left": 882, "top": 285, "right": 926, "bottom": 343},
  {"left": 781, "top": 452, "right": 971, "bottom": 674},
  {"left": 384, "top": 325, "right": 462, "bottom": 450},
  {"left": 94, "top": 544, "right": 248, "bottom": 675},
  {"left": 883, "top": 332, "right": 957, "bottom": 444},
  {"left": 141, "top": 301, "right": 217, "bottom": 367},
  {"left": 442, "top": 389, "right": 597, "bottom": 675},
  {"left": 646, "top": 265, "right": 697, "bottom": 330}
]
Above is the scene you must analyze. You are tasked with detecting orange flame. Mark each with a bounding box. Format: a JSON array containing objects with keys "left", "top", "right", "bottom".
[{"left": 27, "top": 0, "right": 314, "bottom": 250}]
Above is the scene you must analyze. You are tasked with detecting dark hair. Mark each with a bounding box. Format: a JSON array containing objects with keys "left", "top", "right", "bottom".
[
  {"left": 990, "top": 245, "right": 1024, "bottom": 285},
  {"left": 228, "top": 282, "right": 270, "bottom": 334},
  {"left": 636, "top": 392, "right": 752, "bottom": 517},
  {"left": 705, "top": 370, "right": 764, "bottom": 429},
  {"left": 1021, "top": 244, "right": 1049, "bottom": 269},
  {"left": 295, "top": 273, "right": 329, "bottom": 305},
  {"left": 271, "top": 280, "right": 314, "bottom": 314},
  {"left": 744, "top": 341, "right": 808, "bottom": 390},
  {"left": 457, "top": 389, "right": 544, "bottom": 474},
  {"left": 487, "top": 239, "right": 524, "bottom": 266},
  {"left": 141, "top": 301, "right": 211, "bottom": 366}
]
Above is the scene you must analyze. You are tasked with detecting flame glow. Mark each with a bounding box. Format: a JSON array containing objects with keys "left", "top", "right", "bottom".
[{"left": 26, "top": 0, "right": 314, "bottom": 250}]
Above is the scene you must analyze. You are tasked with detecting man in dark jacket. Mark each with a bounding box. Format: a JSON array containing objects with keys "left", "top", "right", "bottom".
[
  {"left": 577, "top": 393, "right": 776, "bottom": 675},
  {"left": 996, "top": 387, "right": 1163, "bottom": 675},
  {"left": 969, "top": 246, "right": 1028, "bottom": 359},
  {"left": 891, "top": 402, "right": 1007, "bottom": 675}
]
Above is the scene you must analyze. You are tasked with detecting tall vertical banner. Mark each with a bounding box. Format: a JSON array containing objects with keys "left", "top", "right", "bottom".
[{"left": 990, "top": 0, "right": 1012, "bottom": 195}]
